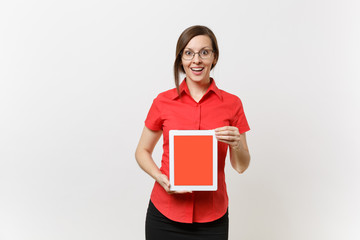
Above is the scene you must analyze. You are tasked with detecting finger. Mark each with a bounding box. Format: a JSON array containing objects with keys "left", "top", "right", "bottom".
[
  {"left": 168, "top": 191, "right": 192, "bottom": 195},
  {"left": 216, "top": 135, "right": 239, "bottom": 141},
  {"left": 215, "top": 126, "right": 236, "bottom": 131},
  {"left": 165, "top": 182, "right": 192, "bottom": 194},
  {"left": 165, "top": 182, "right": 175, "bottom": 194},
  {"left": 159, "top": 174, "right": 170, "bottom": 187},
  {"left": 215, "top": 126, "right": 239, "bottom": 134},
  {"left": 175, "top": 190, "right": 192, "bottom": 194},
  {"left": 163, "top": 179, "right": 170, "bottom": 189},
  {"left": 167, "top": 189, "right": 192, "bottom": 194},
  {"left": 217, "top": 138, "right": 240, "bottom": 147},
  {"left": 162, "top": 183, "right": 170, "bottom": 192},
  {"left": 217, "top": 139, "right": 232, "bottom": 145},
  {"left": 158, "top": 175, "right": 171, "bottom": 192},
  {"left": 215, "top": 131, "right": 238, "bottom": 137}
]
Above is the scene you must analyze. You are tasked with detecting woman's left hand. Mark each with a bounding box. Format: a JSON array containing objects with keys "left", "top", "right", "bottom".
[{"left": 215, "top": 126, "right": 242, "bottom": 150}]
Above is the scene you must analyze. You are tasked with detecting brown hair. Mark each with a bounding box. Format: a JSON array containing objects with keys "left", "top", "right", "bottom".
[{"left": 173, "top": 25, "right": 219, "bottom": 94}]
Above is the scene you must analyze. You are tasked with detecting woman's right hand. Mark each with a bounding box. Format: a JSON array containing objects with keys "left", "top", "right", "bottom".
[
  {"left": 155, "top": 173, "right": 192, "bottom": 194},
  {"left": 135, "top": 127, "right": 191, "bottom": 195}
]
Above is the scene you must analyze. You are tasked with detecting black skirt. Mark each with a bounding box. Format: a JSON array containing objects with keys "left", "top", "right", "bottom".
[{"left": 145, "top": 200, "right": 229, "bottom": 240}]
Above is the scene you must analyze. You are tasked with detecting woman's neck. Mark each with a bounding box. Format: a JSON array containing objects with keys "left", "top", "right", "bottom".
[{"left": 186, "top": 78, "right": 211, "bottom": 103}]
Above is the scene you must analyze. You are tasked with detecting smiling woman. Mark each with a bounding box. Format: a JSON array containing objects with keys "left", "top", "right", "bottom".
[
  {"left": 180, "top": 35, "right": 216, "bottom": 102},
  {"left": 135, "top": 25, "right": 251, "bottom": 240},
  {"left": 173, "top": 26, "right": 219, "bottom": 96}
]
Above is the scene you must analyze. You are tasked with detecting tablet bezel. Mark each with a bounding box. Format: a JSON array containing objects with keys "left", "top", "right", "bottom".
[{"left": 169, "top": 130, "right": 218, "bottom": 191}]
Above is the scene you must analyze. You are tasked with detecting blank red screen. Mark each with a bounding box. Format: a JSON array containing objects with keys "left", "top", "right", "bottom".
[{"left": 174, "top": 135, "right": 213, "bottom": 185}]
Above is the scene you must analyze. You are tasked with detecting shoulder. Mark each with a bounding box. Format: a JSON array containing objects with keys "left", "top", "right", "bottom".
[
  {"left": 218, "top": 88, "right": 243, "bottom": 105},
  {"left": 153, "top": 88, "right": 178, "bottom": 101}
]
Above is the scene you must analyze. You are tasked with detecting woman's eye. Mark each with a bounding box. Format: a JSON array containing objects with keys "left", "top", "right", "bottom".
[
  {"left": 201, "top": 50, "right": 209, "bottom": 55},
  {"left": 184, "top": 51, "right": 193, "bottom": 56}
]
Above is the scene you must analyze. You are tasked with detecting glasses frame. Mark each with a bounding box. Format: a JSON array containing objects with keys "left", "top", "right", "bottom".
[{"left": 181, "top": 48, "right": 214, "bottom": 60}]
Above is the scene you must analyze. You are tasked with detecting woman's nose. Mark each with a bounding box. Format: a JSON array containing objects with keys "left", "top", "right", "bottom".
[{"left": 192, "top": 53, "right": 202, "bottom": 63}]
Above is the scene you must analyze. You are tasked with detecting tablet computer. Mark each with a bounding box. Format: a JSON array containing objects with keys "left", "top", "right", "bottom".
[{"left": 169, "top": 130, "right": 217, "bottom": 191}]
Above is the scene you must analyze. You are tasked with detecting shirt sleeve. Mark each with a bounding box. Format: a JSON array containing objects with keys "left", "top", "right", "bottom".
[
  {"left": 231, "top": 97, "right": 250, "bottom": 134},
  {"left": 145, "top": 97, "right": 163, "bottom": 131}
]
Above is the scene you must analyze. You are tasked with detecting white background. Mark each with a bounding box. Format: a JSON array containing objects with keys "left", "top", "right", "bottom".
[{"left": 1, "top": 0, "right": 359, "bottom": 239}]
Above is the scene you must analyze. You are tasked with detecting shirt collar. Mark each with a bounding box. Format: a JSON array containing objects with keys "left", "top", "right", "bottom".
[{"left": 172, "top": 78, "right": 223, "bottom": 101}]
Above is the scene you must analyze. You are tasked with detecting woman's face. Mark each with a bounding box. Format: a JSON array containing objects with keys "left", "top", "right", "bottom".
[{"left": 181, "top": 35, "right": 216, "bottom": 84}]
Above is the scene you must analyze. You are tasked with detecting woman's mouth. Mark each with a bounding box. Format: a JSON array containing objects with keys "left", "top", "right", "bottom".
[{"left": 190, "top": 67, "right": 204, "bottom": 75}]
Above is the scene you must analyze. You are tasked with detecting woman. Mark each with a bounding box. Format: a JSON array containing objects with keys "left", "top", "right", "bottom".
[{"left": 135, "top": 25, "right": 250, "bottom": 240}]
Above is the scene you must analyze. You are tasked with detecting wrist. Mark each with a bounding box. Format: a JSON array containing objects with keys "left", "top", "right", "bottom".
[
  {"left": 230, "top": 141, "right": 243, "bottom": 151},
  {"left": 153, "top": 170, "right": 163, "bottom": 182}
]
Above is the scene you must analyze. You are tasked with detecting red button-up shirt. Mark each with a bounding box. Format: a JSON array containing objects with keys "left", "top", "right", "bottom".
[{"left": 145, "top": 78, "right": 250, "bottom": 223}]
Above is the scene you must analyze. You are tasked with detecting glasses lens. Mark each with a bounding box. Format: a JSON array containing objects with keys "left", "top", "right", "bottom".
[
  {"left": 182, "top": 50, "right": 194, "bottom": 60},
  {"left": 199, "top": 49, "right": 213, "bottom": 59}
]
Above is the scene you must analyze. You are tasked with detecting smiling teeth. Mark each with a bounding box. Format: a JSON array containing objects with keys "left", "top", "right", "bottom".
[{"left": 191, "top": 68, "right": 203, "bottom": 71}]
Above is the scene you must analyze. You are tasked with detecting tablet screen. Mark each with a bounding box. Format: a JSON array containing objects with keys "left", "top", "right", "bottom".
[{"left": 169, "top": 130, "right": 217, "bottom": 191}]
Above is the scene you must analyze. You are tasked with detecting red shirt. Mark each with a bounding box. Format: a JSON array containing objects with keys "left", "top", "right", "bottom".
[{"left": 145, "top": 79, "right": 250, "bottom": 223}]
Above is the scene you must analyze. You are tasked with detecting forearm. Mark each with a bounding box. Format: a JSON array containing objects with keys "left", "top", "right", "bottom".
[
  {"left": 135, "top": 148, "right": 162, "bottom": 181},
  {"left": 229, "top": 145, "right": 250, "bottom": 174},
  {"left": 215, "top": 127, "right": 250, "bottom": 174}
]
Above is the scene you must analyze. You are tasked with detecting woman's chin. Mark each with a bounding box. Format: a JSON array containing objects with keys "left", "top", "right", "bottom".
[{"left": 186, "top": 75, "right": 210, "bottom": 83}]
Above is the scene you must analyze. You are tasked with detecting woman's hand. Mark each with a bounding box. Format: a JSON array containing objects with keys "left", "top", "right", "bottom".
[
  {"left": 155, "top": 173, "right": 192, "bottom": 195},
  {"left": 215, "top": 126, "right": 250, "bottom": 173},
  {"left": 215, "top": 126, "right": 243, "bottom": 150}
]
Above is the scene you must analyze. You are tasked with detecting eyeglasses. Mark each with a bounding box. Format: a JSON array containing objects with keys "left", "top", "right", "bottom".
[{"left": 181, "top": 48, "right": 214, "bottom": 60}]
